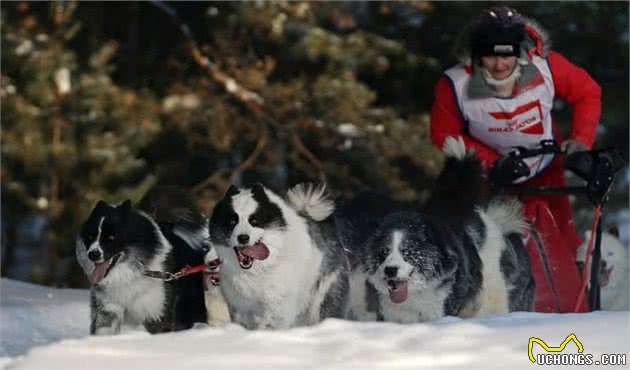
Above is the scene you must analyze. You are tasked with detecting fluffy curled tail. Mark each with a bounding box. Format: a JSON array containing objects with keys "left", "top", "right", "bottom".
[
  {"left": 486, "top": 198, "right": 528, "bottom": 236},
  {"left": 287, "top": 183, "right": 335, "bottom": 221},
  {"left": 442, "top": 135, "right": 475, "bottom": 160}
]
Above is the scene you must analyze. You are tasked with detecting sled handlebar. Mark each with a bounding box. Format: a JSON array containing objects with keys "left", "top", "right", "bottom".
[
  {"left": 504, "top": 139, "right": 562, "bottom": 160},
  {"left": 497, "top": 140, "right": 625, "bottom": 206}
]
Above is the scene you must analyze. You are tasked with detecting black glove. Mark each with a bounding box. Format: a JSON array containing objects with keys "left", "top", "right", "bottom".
[{"left": 488, "top": 154, "right": 531, "bottom": 187}]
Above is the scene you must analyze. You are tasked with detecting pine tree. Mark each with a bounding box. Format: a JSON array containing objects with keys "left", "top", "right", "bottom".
[
  {"left": 1, "top": 2, "right": 160, "bottom": 285},
  {"left": 2, "top": 1, "right": 626, "bottom": 287},
  {"left": 147, "top": 2, "right": 445, "bottom": 208}
]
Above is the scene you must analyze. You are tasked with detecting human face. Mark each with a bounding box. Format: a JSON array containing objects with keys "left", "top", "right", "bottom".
[{"left": 480, "top": 56, "right": 517, "bottom": 80}]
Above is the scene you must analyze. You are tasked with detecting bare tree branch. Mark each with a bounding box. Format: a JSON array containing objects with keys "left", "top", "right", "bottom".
[
  {"left": 152, "top": 1, "right": 326, "bottom": 185},
  {"left": 151, "top": 1, "right": 264, "bottom": 108},
  {"left": 191, "top": 121, "right": 269, "bottom": 194},
  {"left": 292, "top": 132, "right": 327, "bottom": 183}
]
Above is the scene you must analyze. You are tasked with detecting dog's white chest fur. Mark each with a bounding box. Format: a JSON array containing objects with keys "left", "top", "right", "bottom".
[
  {"left": 98, "top": 233, "right": 171, "bottom": 325},
  {"left": 100, "top": 263, "right": 167, "bottom": 324},
  {"left": 219, "top": 221, "right": 324, "bottom": 329},
  {"left": 379, "top": 284, "right": 451, "bottom": 323}
]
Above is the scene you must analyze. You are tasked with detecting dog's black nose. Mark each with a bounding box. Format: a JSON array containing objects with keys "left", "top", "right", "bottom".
[
  {"left": 237, "top": 234, "right": 250, "bottom": 245},
  {"left": 88, "top": 249, "right": 102, "bottom": 262},
  {"left": 384, "top": 266, "right": 398, "bottom": 278}
]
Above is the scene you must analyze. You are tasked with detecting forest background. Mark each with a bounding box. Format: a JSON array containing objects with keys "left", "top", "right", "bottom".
[{"left": 1, "top": 1, "right": 628, "bottom": 288}]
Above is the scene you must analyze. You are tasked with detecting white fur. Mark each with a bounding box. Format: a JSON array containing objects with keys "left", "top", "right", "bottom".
[
  {"left": 75, "top": 239, "right": 93, "bottom": 276},
  {"left": 286, "top": 183, "right": 334, "bottom": 222},
  {"left": 93, "top": 302, "right": 124, "bottom": 335},
  {"left": 347, "top": 270, "right": 377, "bottom": 321},
  {"left": 86, "top": 217, "right": 106, "bottom": 262},
  {"left": 482, "top": 199, "right": 531, "bottom": 314},
  {"left": 306, "top": 271, "right": 341, "bottom": 324},
  {"left": 215, "top": 187, "right": 327, "bottom": 329},
  {"left": 76, "top": 217, "right": 107, "bottom": 275},
  {"left": 577, "top": 231, "right": 629, "bottom": 310},
  {"left": 204, "top": 243, "right": 219, "bottom": 264},
  {"left": 474, "top": 210, "right": 510, "bottom": 316},
  {"left": 203, "top": 242, "right": 231, "bottom": 327},
  {"left": 442, "top": 136, "right": 475, "bottom": 159},
  {"left": 486, "top": 198, "right": 528, "bottom": 236},
  {"left": 378, "top": 281, "right": 451, "bottom": 323},
  {"left": 380, "top": 231, "right": 415, "bottom": 279},
  {"left": 229, "top": 189, "right": 267, "bottom": 248},
  {"left": 205, "top": 286, "right": 231, "bottom": 327},
  {"left": 173, "top": 225, "right": 208, "bottom": 251}
]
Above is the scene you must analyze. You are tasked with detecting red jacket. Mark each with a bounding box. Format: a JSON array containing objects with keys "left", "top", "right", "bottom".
[
  {"left": 429, "top": 52, "right": 601, "bottom": 313},
  {"left": 430, "top": 51, "right": 601, "bottom": 167}
]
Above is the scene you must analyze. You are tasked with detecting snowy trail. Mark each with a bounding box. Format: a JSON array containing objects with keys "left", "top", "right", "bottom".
[
  {"left": 0, "top": 279, "right": 89, "bottom": 357},
  {"left": 1, "top": 278, "right": 629, "bottom": 370}
]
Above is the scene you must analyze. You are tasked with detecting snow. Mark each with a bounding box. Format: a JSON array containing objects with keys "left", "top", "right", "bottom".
[
  {"left": 1, "top": 278, "right": 629, "bottom": 370},
  {"left": 0, "top": 279, "right": 88, "bottom": 358}
]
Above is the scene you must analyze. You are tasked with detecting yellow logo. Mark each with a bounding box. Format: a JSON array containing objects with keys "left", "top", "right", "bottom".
[{"left": 528, "top": 333, "right": 584, "bottom": 363}]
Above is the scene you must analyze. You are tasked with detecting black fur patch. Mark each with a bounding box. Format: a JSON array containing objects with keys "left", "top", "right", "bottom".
[
  {"left": 249, "top": 184, "right": 286, "bottom": 229},
  {"left": 209, "top": 184, "right": 287, "bottom": 245},
  {"left": 423, "top": 150, "right": 486, "bottom": 227},
  {"left": 80, "top": 201, "right": 161, "bottom": 263},
  {"left": 161, "top": 227, "right": 207, "bottom": 329},
  {"left": 209, "top": 195, "right": 239, "bottom": 245}
]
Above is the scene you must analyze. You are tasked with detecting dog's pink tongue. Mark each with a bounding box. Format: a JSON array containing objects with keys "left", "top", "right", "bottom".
[
  {"left": 388, "top": 281, "right": 408, "bottom": 304},
  {"left": 90, "top": 263, "right": 108, "bottom": 285},
  {"left": 240, "top": 243, "right": 270, "bottom": 260}
]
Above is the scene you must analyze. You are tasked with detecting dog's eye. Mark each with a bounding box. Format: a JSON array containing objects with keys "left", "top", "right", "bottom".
[
  {"left": 229, "top": 215, "right": 238, "bottom": 226},
  {"left": 249, "top": 216, "right": 258, "bottom": 226},
  {"left": 107, "top": 235, "right": 115, "bottom": 241}
]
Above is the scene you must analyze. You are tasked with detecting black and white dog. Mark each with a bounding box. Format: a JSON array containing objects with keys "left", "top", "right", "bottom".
[
  {"left": 208, "top": 183, "right": 349, "bottom": 329},
  {"left": 343, "top": 137, "right": 534, "bottom": 323},
  {"left": 75, "top": 188, "right": 208, "bottom": 335}
]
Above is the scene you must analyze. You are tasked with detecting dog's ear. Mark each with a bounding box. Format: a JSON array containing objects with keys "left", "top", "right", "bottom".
[
  {"left": 93, "top": 200, "right": 108, "bottom": 212},
  {"left": 252, "top": 182, "right": 265, "bottom": 196},
  {"left": 226, "top": 185, "right": 240, "bottom": 197},
  {"left": 118, "top": 199, "right": 132, "bottom": 214},
  {"left": 608, "top": 225, "right": 619, "bottom": 238}
]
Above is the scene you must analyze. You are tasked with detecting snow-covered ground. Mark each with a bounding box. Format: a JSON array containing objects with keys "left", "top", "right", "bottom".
[{"left": 1, "top": 278, "right": 629, "bottom": 370}]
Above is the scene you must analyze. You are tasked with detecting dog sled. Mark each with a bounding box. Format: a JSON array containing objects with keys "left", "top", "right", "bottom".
[{"left": 489, "top": 139, "right": 625, "bottom": 312}]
